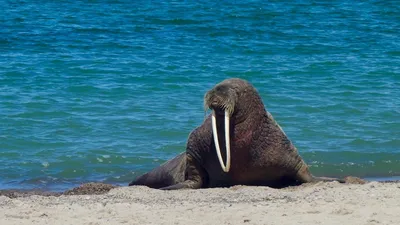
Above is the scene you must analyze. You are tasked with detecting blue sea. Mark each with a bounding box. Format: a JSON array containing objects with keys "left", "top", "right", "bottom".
[{"left": 1, "top": 0, "right": 399, "bottom": 191}]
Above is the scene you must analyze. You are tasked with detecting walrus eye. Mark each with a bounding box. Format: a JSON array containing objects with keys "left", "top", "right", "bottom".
[{"left": 211, "top": 109, "right": 231, "bottom": 173}]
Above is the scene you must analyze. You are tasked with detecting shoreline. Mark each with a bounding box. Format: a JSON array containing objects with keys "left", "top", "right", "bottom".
[
  {"left": 1, "top": 175, "right": 400, "bottom": 195},
  {"left": 1, "top": 176, "right": 400, "bottom": 199},
  {"left": 0, "top": 181, "right": 399, "bottom": 225},
  {"left": 363, "top": 176, "right": 400, "bottom": 182}
]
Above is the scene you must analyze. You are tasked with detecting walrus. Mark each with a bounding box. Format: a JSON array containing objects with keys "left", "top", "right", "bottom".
[{"left": 129, "top": 78, "right": 343, "bottom": 190}]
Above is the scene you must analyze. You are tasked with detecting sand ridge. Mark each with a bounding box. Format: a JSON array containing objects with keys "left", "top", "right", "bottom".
[{"left": 0, "top": 181, "right": 399, "bottom": 225}]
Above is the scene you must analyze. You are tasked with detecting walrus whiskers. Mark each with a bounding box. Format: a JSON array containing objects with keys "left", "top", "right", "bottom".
[{"left": 211, "top": 110, "right": 231, "bottom": 172}]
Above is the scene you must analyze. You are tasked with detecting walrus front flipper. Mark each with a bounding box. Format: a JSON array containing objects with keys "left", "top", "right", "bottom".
[
  {"left": 160, "top": 180, "right": 201, "bottom": 190},
  {"left": 160, "top": 154, "right": 208, "bottom": 190},
  {"left": 129, "top": 152, "right": 186, "bottom": 189},
  {"left": 295, "top": 161, "right": 345, "bottom": 184}
]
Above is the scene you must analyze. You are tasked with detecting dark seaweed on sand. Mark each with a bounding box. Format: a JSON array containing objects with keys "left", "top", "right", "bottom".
[{"left": 0, "top": 183, "right": 117, "bottom": 198}]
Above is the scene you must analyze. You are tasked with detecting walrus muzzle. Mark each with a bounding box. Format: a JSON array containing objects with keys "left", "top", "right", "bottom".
[{"left": 204, "top": 87, "right": 237, "bottom": 173}]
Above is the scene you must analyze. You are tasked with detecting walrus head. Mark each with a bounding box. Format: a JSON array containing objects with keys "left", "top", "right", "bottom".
[{"left": 203, "top": 78, "right": 251, "bottom": 173}]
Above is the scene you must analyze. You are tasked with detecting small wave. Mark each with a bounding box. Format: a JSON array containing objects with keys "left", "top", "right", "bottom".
[{"left": 149, "top": 18, "right": 203, "bottom": 26}]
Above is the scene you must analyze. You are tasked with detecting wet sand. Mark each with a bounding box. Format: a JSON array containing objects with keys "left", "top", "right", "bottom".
[{"left": 0, "top": 179, "right": 399, "bottom": 225}]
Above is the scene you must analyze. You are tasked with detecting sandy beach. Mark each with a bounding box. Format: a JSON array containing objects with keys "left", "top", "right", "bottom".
[{"left": 0, "top": 180, "right": 399, "bottom": 225}]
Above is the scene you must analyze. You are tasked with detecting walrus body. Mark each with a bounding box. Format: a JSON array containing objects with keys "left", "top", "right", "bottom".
[{"left": 130, "top": 78, "right": 342, "bottom": 190}]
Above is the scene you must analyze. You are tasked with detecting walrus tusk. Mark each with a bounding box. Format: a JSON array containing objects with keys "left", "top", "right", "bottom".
[
  {"left": 211, "top": 110, "right": 231, "bottom": 172},
  {"left": 224, "top": 110, "right": 231, "bottom": 172}
]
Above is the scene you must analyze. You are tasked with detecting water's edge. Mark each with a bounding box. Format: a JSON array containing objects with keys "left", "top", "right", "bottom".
[{"left": 0, "top": 177, "right": 398, "bottom": 198}]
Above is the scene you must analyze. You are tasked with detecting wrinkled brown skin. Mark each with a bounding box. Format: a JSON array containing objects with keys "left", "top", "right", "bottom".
[{"left": 130, "top": 78, "right": 344, "bottom": 190}]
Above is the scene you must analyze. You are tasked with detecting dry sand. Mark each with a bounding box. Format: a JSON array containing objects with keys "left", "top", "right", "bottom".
[{"left": 0, "top": 181, "right": 399, "bottom": 225}]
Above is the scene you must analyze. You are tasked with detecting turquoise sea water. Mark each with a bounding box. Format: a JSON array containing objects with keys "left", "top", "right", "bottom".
[{"left": 1, "top": 1, "right": 399, "bottom": 191}]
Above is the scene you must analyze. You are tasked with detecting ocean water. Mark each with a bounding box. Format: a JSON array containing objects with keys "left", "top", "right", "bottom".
[{"left": 0, "top": 0, "right": 399, "bottom": 191}]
